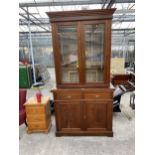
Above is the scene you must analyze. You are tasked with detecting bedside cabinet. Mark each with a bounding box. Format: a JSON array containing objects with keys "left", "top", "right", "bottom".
[{"left": 24, "top": 96, "right": 51, "bottom": 134}]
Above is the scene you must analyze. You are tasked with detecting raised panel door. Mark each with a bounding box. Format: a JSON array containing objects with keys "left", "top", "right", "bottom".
[
  {"left": 84, "top": 101, "right": 109, "bottom": 131},
  {"left": 56, "top": 101, "right": 82, "bottom": 131}
]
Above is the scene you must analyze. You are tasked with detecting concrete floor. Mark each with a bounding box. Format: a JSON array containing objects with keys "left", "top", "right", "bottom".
[
  {"left": 20, "top": 68, "right": 135, "bottom": 155},
  {"left": 19, "top": 91, "right": 135, "bottom": 155}
]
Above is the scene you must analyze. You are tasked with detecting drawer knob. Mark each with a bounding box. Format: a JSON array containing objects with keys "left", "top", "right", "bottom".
[
  {"left": 96, "top": 95, "right": 100, "bottom": 98},
  {"left": 67, "top": 95, "right": 71, "bottom": 98}
]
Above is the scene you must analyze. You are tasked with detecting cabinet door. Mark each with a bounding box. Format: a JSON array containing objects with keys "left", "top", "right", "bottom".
[
  {"left": 58, "top": 25, "right": 80, "bottom": 84},
  {"left": 56, "top": 101, "right": 82, "bottom": 131},
  {"left": 84, "top": 101, "right": 112, "bottom": 131},
  {"left": 84, "top": 23, "right": 105, "bottom": 83}
]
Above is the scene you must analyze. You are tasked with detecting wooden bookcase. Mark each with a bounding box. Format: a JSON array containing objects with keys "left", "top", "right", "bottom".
[{"left": 47, "top": 9, "right": 116, "bottom": 136}]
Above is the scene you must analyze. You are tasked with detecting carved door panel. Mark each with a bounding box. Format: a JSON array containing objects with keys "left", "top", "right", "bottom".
[{"left": 56, "top": 101, "right": 82, "bottom": 131}]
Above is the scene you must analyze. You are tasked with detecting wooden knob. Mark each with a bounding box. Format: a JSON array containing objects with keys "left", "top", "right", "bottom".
[
  {"left": 67, "top": 95, "right": 71, "bottom": 98},
  {"left": 96, "top": 95, "right": 99, "bottom": 98}
]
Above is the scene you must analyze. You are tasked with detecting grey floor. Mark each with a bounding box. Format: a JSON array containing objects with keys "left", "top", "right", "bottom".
[{"left": 19, "top": 91, "right": 135, "bottom": 155}]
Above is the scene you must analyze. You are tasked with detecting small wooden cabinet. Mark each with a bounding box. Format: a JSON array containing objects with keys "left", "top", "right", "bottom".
[
  {"left": 47, "top": 9, "right": 116, "bottom": 136},
  {"left": 24, "top": 96, "right": 51, "bottom": 134}
]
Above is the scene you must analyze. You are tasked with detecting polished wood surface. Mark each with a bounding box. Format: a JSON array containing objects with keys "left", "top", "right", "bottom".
[
  {"left": 47, "top": 9, "right": 115, "bottom": 136},
  {"left": 111, "top": 73, "right": 135, "bottom": 92},
  {"left": 52, "top": 89, "right": 113, "bottom": 136},
  {"left": 24, "top": 96, "right": 51, "bottom": 134},
  {"left": 47, "top": 9, "right": 116, "bottom": 23},
  {"left": 111, "top": 74, "right": 131, "bottom": 85},
  {"left": 47, "top": 9, "right": 115, "bottom": 88}
]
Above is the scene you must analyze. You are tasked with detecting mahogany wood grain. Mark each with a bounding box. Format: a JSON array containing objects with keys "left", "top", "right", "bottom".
[
  {"left": 52, "top": 88, "right": 113, "bottom": 136},
  {"left": 47, "top": 9, "right": 116, "bottom": 136},
  {"left": 47, "top": 9, "right": 116, "bottom": 23},
  {"left": 78, "top": 22, "right": 85, "bottom": 84},
  {"left": 56, "top": 101, "right": 82, "bottom": 131},
  {"left": 51, "top": 24, "right": 61, "bottom": 85},
  {"left": 48, "top": 12, "right": 115, "bottom": 88}
]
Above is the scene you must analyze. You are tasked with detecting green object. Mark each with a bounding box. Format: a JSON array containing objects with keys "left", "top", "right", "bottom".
[{"left": 19, "top": 65, "right": 32, "bottom": 88}]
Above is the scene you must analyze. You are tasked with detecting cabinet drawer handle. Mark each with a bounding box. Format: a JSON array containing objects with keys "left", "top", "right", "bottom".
[
  {"left": 95, "top": 95, "right": 100, "bottom": 98},
  {"left": 67, "top": 95, "right": 71, "bottom": 99}
]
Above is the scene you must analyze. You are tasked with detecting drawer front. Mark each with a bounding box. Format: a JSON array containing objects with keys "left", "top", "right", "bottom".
[
  {"left": 56, "top": 92, "right": 81, "bottom": 100},
  {"left": 28, "top": 122, "right": 46, "bottom": 130},
  {"left": 26, "top": 106, "right": 45, "bottom": 115},
  {"left": 84, "top": 92, "right": 112, "bottom": 100},
  {"left": 27, "top": 114, "right": 45, "bottom": 122}
]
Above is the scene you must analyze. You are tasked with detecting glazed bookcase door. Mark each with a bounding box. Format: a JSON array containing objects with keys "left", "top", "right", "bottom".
[
  {"left": 84, "top": 23, "right": 105, "bottom": 83},
  {"left": 58, "top": 25, "right": 80, "bottom": 84}
]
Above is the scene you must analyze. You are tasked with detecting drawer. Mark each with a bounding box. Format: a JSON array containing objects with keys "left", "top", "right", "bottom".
[
  {"left": 84, "top": 92, "right": 112, "bottom": 100},
  {"left": 26, "top": 114, "right": 45, "bottom": 122},
  {"left": 28, "top": 122, "right": 47, "bottom": 130},
  {"left": 26, "top": 106, "right": 45, "bottom": 115},
  {"left": 56, "top": 92, "right": 81, "bottom": 100}
]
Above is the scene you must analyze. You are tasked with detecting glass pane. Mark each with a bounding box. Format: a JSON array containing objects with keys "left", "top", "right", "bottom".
[
  {"left": 58, "top": 25, "right": 79, "bottom": 83},
  {"left": 85, "top": 24, "right": 104, "bottom": 83}
]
